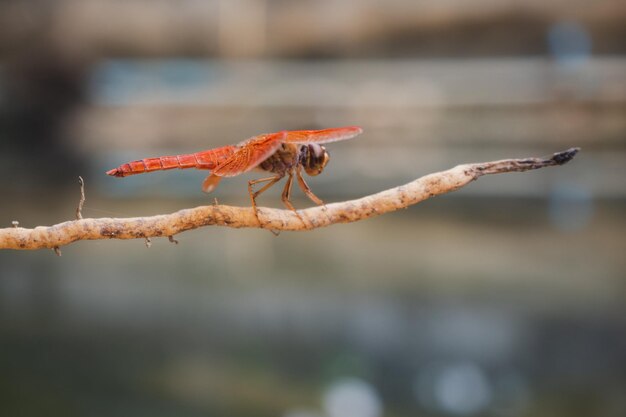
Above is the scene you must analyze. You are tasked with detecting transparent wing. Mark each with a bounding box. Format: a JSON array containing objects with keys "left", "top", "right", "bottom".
[
  {"left": 283, "top": 126, "right": 363, "bottom": 144},
  {"left": 212, "top": 131, "right": 287, "bottom": 177}
]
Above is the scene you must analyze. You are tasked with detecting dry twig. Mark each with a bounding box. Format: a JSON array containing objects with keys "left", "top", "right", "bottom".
[
  {"left": 75, "top": 176, "right": 85, "bottom": 220},
  {"left": 0, "top": 148, "right": 579, "bottom": 251}
]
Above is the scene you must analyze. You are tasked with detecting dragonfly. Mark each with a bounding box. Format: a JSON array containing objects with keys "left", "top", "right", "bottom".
[{"left": 107, "top": 126, "right": 363, "bottom": 217}]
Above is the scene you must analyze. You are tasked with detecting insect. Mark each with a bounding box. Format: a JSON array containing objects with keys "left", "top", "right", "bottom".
[{"left": 107, "top": 126, "right": 363, "bottom": 218}]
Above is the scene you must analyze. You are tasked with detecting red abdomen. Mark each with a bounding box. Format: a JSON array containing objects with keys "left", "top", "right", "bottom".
[{"left": 106, "top": 145, "right": 238, "bottom": 177}]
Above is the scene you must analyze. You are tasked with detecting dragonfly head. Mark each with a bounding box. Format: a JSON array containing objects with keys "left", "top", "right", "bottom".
[{"left": 303, "top": 144, "right": 329, "bottom": 176}]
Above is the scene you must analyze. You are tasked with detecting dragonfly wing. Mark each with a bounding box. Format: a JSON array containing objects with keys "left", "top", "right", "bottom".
[
  {"left": 202, "top": 174, "right": 222, "bottom": 193},
  {"left": 283, "top": 126, "right": 363, "bottom": 144},
  {"left": 212, "top": 131, "right": 287, "bottom": 177}
]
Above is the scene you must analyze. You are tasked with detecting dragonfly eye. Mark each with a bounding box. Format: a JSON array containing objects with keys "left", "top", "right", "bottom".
[{"left": 304, "top": 145, "right": 329, "bottom": 176}]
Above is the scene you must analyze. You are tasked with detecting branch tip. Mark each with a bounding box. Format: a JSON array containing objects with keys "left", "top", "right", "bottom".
[{"left": 551, "top": 147, "right": 580, "bottom": 165}]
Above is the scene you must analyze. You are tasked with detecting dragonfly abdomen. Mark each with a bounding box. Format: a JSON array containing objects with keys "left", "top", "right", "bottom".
[{"left": 106, "top": 146, "right": 238, "bottom": 177}]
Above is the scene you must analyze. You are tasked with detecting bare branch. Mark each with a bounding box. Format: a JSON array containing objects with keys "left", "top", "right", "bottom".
[{"left": 0, "top": 148, "right": 579, "bottom": 251}]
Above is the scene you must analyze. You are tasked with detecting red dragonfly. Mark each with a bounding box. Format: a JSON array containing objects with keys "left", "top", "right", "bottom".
[{"left": 107, "top": 126, "right": 362, "bottom": 214}]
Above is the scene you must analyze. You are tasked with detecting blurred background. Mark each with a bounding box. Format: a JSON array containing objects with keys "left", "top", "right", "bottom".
[{"left": 1, "top": 1, "right": 625, "bottom": 416}]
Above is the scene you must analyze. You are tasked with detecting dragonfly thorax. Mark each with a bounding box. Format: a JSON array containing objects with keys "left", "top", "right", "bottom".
[{"left": 259, "top": 143, "right": 329, "bottom": 177}]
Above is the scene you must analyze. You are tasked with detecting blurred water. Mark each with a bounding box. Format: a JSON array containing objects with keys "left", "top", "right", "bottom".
[{"left": 2, "top": 199, "right": 625, "bottom": 416}]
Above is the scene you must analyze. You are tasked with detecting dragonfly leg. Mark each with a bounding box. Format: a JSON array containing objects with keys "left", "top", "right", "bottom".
[
  {"left": 248, "top": 175, "right": 283, "bottom": 224},
  {"left": 295, "top": 167, "right": 324, "bottom": 205},
  {"left": 282, "top": 171, "right": 312, "bottom": 229},
  {"left": 280, "top": 172, "right": 297, "bottom": 211}
]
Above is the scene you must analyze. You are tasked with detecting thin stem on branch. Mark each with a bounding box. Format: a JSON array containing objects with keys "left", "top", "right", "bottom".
[{"left": 0, "top": 148, "right": 579, "bottom": 251}]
